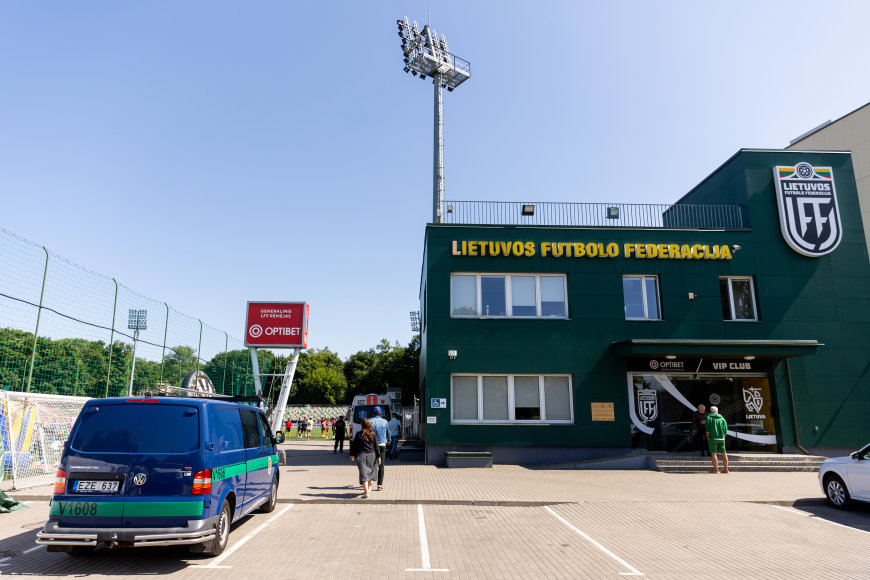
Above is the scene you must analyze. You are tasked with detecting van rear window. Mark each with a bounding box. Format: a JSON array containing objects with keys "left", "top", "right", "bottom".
[
  {"left": 70, "top": 404, "right": 200, "bottom": 454},
  {"left": 72, "top": 404, "right": 140, "bottom": 453},
  {"left": 135, "top": 405, "right": 199, "bottom": 453},
  {"left": 352, "top": 405, "right": 391, "bottom": 425}
]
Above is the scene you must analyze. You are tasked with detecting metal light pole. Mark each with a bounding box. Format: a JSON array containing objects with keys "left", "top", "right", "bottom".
[
  {"left": 397, "top": 17, "right": 471, "bottom": 223},
  {"left": 127, "top": 309, "right": 147, "bottom": 396}
]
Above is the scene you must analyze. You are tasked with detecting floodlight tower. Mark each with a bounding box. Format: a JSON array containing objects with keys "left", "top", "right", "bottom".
[{"left": 397, "top": 17, "right": 471, "bottom": 223}]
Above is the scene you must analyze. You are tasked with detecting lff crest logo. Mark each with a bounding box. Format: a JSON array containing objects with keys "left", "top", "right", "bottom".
[{"left": 773, "top": 162, "right": 842, "bottom": 257}]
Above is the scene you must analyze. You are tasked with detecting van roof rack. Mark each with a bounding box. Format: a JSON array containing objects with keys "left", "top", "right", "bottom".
[{"left": 141, "top": 385, "right": 262, "bottom": 404}]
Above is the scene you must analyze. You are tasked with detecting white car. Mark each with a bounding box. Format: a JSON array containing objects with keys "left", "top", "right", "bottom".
[{"left": 818, "top": 442, "right": 870, "bottom": 508}]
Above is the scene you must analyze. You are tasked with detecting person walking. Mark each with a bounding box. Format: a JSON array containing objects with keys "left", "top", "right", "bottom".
[
  {"left": 349, "top": 418, "right": 381, "bottom": 498},
  {"left": 306, "top": 417, "right": 314, "bottom": 440},
  {"left": 297, "top": 416, "right": 305, "bottom": 439},
  {"left": 369, "top": 407, "right": 390, "bottom": 490},
  {"left": 705, "top": 406, "right": 729, "bottom": 473},
  {"left": 334, "top": 416, "right": 347, "bottom": 453},
  {"left": 388, "top": 412, "right": 402, "bottom": 460},
  {"left": 692, "top": 404, "right": 707, "bottom": 457}
]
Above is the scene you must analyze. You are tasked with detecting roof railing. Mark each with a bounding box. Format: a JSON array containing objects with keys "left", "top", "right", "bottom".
[{"left": 440, "top": 201, "right": 746, "bottom": 230}]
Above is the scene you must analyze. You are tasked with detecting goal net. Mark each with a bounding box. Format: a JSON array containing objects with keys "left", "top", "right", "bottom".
[{"left": 1, "top": 391, "right": 89, "bottom": 491}]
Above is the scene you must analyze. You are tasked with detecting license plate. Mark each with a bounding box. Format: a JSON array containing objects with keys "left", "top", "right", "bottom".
[{"left": 74, "top": 480, "right": 120, "bottom": 493}]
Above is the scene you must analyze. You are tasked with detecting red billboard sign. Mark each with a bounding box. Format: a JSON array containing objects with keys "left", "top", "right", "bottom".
[{"left": 244, "top": 301, "right": 309, "bottom": 348}]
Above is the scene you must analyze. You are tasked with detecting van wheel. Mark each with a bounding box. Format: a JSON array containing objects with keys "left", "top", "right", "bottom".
[
  {"left": 259, "top": 472, "right": 278, "bottom": 513},
  {"left": 203, "top": 500, "right": 231, "bottom": 556}
]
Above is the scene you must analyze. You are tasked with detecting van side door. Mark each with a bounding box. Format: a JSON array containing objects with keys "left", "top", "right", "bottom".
[
  {"left": 239, "top": 408, "right": 264, "bottom": 512},
  {"left": 210, "top": 406, "right": 247, "bottom": 514}
]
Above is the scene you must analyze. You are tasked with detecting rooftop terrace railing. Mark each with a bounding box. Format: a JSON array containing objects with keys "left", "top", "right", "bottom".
[{"left": 440, "top": 201, "right": 746, "bottom": 230}]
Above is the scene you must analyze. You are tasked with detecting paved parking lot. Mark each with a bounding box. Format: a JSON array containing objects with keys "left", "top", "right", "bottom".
[{"left": 2, "top": 439, "right": 870, "bottom": 578}]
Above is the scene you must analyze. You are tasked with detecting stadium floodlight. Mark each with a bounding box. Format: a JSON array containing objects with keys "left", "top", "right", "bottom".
[
  {"left": 397, "top": 16, "right": 471, "bottom": 224},
  {"left": 127, "top": 309, "right": 147, "bottom": 396}
]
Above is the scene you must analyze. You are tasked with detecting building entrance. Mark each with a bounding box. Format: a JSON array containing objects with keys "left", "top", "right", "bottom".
[{"left": 628, "top": 372, "right": 777, "bottom": 453}]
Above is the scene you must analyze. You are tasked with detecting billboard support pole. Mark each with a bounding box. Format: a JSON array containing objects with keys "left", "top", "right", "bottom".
[
  {"left": 250, "top": 347, "right": 263, "bottom": 401},
  {"left": 270, "top": 347, "right": 300, "bottom": 434}
]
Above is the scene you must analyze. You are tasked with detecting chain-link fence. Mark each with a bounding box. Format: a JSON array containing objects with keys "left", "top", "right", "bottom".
[{"left": 0, "top": 226, "right": 261, "bottom": 399}]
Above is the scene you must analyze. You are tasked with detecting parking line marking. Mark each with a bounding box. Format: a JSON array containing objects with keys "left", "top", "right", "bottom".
[
  {"left": 405, "top": 503, "right": 448, "bottom": 573},
  {"left": 544, "top": 506, "right": 644, "bottom": 577},
  {"left": 191, "top": 504, "right": 293, "bottom": 569},
  {"left": 770, "top": 505, "right": 870, "bottom": 535}
]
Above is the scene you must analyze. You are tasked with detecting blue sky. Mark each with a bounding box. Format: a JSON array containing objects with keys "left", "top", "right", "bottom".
[{"left": 2, "top": 1, "right": 870, "bottom": 359}]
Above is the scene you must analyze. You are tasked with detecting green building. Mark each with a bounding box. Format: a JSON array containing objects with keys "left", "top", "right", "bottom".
[{"left": 418, "top": 149, "right": 870, "bottom": 465}]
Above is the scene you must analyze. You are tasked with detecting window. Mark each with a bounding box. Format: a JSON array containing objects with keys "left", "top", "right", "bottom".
[
  {"left": 540, "top": 276, "right": 567, "bottom": 317},
  {"left": 720, "top": 276, "right": 758, "bottom": 321},
  {"left": 451, "top": 275, "right": 477, "bottom": 316},
  {"left": 452, "top": 376, "right": 478, "bottom": 420},
  {"left": 481, "top": 276, "right": 506, "bottom": 316},
  {"left": 511, "top": 276, "right": 536, "bottom": 316},
  {"left": 211, "top": 407, "right": 244, "bottom": 453},
  {"left": 623, "top": 275, "right": 661, "bottom": 320},
  {"left": 451, "top": 374, "right": 573, "bottom": 423},
  {"left": 136, "top": 405, "right": 199, "bottom": 453},
  {"left": 449, "top": 274, "right": 568, "bottom": 318},
  {"left": 240, "top": 409, "right": 262, "bottom": 449},
  {"left": 71, "top": 403, "right": 140, "bottom": 453}
]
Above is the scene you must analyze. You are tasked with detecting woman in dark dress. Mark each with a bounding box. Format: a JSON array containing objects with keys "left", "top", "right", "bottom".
[{"left": 349, "top": 418, "right": 381, "bottom": 498}]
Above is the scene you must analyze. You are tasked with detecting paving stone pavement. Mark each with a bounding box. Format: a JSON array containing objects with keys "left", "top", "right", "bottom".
[{"left": 4, "top": 438, "right": 870, "bottom": 579}]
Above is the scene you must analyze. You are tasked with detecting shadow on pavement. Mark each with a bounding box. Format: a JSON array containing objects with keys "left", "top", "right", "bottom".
[
  {"left": 0, "top": 513, "right": 264, "bottom": 576},
  {"left": 790, "top": 498, "right": 870, "bottom": 533}
]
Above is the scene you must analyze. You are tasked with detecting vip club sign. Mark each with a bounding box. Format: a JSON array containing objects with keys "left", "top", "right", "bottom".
[
  {"left": 245, "top": 301, "right": 309, "bottom": 348},
  {"left": 773, "top": 162, "right": 842, "bottom": 257}
]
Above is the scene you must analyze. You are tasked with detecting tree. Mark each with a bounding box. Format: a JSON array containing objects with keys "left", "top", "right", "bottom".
[
  {"left": 161, "top": 345, "right": 197, "bottom": 387},
  {"left": 289, "top": 347, "right": 346, "bottom": 404}
]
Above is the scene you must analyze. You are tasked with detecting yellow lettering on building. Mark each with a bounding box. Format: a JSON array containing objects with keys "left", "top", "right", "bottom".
[
  {"left": 719, "top": 245, "right": 732, "bottom": 260},
  {"left": 452, "top": 241, "right": 461, "bottom": 256},
  {"left": 624, "top": 243, "right": 635, "bottom": 258},
  {"left": 541, "top": 242, "right": 551, "bottom": 257},
  {"left": 606, "top": 243, "right": 619, "bottom": 257},
  {"left": 691, "top": 244, "right": 703, "bottom": 259},
  {"left": 512, "top": 241, "right": 524, "bottom": 256}
]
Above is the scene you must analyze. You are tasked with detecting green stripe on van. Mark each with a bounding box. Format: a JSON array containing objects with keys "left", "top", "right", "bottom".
[
  {"left": 212, "top": 461, "right": 247, "bottom": 482},
  {"left": 50, "top": 500, "right": 204, "bottom": 518},
  {"left": 50, "top": 501, "right": 124, "bottom": 517},
  {"left": 123, "top": 501, "right": 204, "bottom": 517}
]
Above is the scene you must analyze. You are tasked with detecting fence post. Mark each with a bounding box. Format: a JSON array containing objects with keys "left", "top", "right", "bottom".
[
  {"left": 25, "top": 247, "right": 49, "bottom": 393},
  {"left": 196, "top": 319, "right": 203, "bottom": 373},
  {"left": 104, "top": 278, "right": 118, "bottom": 397},
  {"left": 159, "top": 303, "right": 169, "bottom": 386},
  {"left": 222, "top": 332, "right": 228, "bottom": 395}
]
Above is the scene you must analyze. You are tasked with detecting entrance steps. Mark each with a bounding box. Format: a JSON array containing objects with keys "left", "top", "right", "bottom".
[
  {"left": 650, "top": 453, "right": 826, "bottom": 473},
  {"left": 396, "top": 437, "right": 425, "bottom": 461}
]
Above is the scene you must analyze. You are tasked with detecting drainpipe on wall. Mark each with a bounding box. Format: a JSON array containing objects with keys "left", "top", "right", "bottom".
[{"left": 785, "top": 358, "right": 810, "bottom": 455}]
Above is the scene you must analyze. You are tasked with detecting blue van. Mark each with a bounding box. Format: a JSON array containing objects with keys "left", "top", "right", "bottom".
[{"left": 36, "top": 395, "right": 283, "bottom": 556}]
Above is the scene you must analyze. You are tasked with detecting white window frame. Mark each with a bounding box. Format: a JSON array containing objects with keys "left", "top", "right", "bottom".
[
  {"left": 622, "top": 274, "right": 662, "bottom": 321},
  {"left": 450, "top": 374, "right": 574, "bottom": 424},
  {"left": 720, "top": 276, "right": 758, "bottom": 322},
  {"left": 449, "top": 273, "right": 568, "bottom": 319}
]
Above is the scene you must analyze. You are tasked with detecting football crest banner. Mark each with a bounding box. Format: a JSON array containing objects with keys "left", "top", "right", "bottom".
[{"left": 773, "top": 162, "right": 842, "bottom": 257}]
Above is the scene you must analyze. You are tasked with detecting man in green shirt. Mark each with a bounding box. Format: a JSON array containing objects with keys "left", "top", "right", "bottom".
[{"left": 705, "top": 406, "right": 729, "bottom": 474}]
